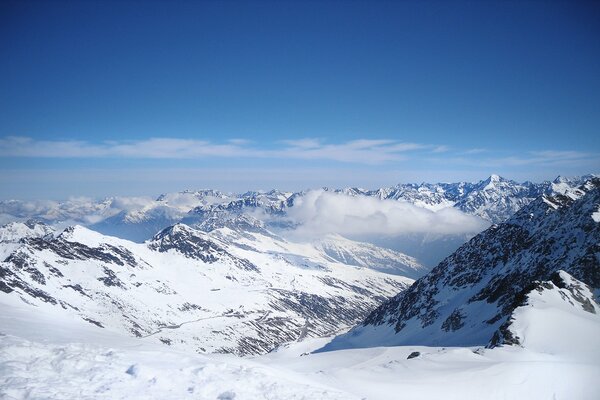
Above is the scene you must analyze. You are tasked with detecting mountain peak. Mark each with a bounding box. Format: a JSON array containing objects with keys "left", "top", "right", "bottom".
[
  {"left": 477, "top": 174, "right": 509, "bottom": 191},
  {"left": 152, "top": 223, "right": 195, "bottom": 240}
]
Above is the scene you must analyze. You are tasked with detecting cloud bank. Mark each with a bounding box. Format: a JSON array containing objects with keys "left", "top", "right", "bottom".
[{"left": 286, "top": 190, "right": 490, "bottom": 238}]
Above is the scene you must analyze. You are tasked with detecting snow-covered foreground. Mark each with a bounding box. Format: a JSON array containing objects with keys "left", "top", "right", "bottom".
[
  {"left": 2, "top": 301, "right": 599, "bottom": 400},
  {"left": 0, "top": 303, "right": 349, "bottom": 400}
]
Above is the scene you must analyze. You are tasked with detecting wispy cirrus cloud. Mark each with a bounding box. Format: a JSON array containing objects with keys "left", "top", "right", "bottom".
[
  {"left": 279, "top": 139, "right": 427, "bottom": 163},
  {"left": 427, "top": 149, "right": 598, "bottom": 169},
  {"left": 431, "top": 145, "right": 450, "bottom": 153},
  {"left": 1, "top": 136, "right": 597, "bottom": 172},
  {"left": 0, "top": 136, "right": 436, "bottom": 164},
  {"left": 463, "top": 148, "right": 487, "bottom": 155},
  {"left": 487, "top": 150, "right": 596, "bottom": 167},
  {"left": 0, "top": 136, "right": 257, "bottom": 159}
]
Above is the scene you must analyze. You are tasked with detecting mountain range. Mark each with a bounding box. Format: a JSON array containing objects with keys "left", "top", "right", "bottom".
[
  {"left": 0, "top": 218, "right": 419, "bottom": 355},
  {"left": 1, "top": 175, "right": 591, "bottom": 242}
]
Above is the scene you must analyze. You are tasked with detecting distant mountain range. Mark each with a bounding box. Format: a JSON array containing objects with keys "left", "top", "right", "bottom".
[{"left": 1, "top": 175, "right": 593, "bottom": 244}]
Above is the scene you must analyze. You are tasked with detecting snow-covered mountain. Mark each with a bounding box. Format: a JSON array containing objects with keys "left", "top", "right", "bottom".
[
  {"left": 313, "top": 234, "right": 425, "bottom": 279},
  {"left": 0, "top": 221, "right": 415, "bottom": 356},
  {"left": 369, "top": 174, "right": 593, "bottom": 223},
  {"left": 321, "top": 177, "right": 600, "bottom": 351},
  {"left": 0, "top": 220, "right": 54, "bottom": 243}
]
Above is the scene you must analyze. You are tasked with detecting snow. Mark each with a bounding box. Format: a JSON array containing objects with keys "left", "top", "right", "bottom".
[
  {"left": 326, "top": 183, "right": 600, "bottom": 352},
  {"left": 0, "top": 221, "right": 53, "bottom": 243},
  {"left": 313, "top": 233, "right": 427, "bottom": 278},
  {"left": 500, "top": 271, "right": 600, "bottom": 360},
  {"left": 1, "top": 300, "right": 599, "bottom": 400},
  {"left": 0, "top": 302, "right": 353, "bottom": 400},
  {"left": 592, "top": 206, "right": 600, "bottom": 222}
]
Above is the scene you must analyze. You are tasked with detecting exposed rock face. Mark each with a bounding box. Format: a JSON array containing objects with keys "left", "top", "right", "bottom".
[{"left": 149, "top": 224, "right": 259, "bottom": 271}]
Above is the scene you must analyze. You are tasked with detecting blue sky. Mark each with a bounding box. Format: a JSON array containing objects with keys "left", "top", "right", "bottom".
[{"left": 1, "top": 0, "right": 599, "bottom": 199}]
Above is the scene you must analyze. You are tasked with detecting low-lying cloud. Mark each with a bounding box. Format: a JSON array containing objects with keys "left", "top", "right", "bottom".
[{"left": 286, "top": 190, "right": 490, "bottom": 238}]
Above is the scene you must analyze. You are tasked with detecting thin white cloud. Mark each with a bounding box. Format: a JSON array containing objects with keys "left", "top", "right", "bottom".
[
  {"left": 281, "top": 138, "right": 322, "bottom": 149},
  {"left": 1, "top": 136, "right": 597, "bottom": 171},
  {"left": 528, "top": 150, "right": 592, "bottom": 161},
  {"left": 463, "top": 148, "right": 487, "bottom": 154},
  {"left": 227, "top": 138, "right": 252, "bottom": 145},
  {"left": 0, "top": 136, "right": 258, "bottom": 159},
  {"left": 431, "top": 145, "right": 450, "bottom": 153},
  {"left": 0, "top": 136, "right": 431, "bottom": 164},
  {"left": 277, "top": 139, "right": 427, "bottom": 163},
  {"left": 428, "top": 149, "right": 598, "bottom": 169},
  {"left": 488, "top": 150, "right": 596, "bottom": 167}
]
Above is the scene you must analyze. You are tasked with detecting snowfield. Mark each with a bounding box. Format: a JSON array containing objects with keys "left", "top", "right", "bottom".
[
  {"left": 1, "top": 298, "right": 599, "bottom": 400},
  {"left": 0, "top": 302, "right": 351, "bottom": 400}
]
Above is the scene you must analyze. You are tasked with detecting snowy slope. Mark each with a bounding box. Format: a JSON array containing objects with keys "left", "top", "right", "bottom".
[
  {"left": 1, "top": 299, "right": 599, "bottom": 400},
  {"left": 322, "top": 178, "right": 600, "bottom": 351},
  {"left": 0, "top": 223, "right": 413, "bottom": 356},
  {"left": 89, "top": 206, "right": 187, "bottom": 243},
  {"left": 0, "top": 302, "right": 356, "bottom": 400},
  {"left": 313, "top": 234, "right": 426, "bottom": 278},
  {"left": 452, "top": 174, "right": 545, "bottom": 222},
  {"left": 489, "top": 270, "right": 600, "bottom": 358},
  {"left": 363, "top": 174, "right": 592, "bottom": 222},
  {"left": 2, "top": 178, "right": 599, "bottom": 399}
]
